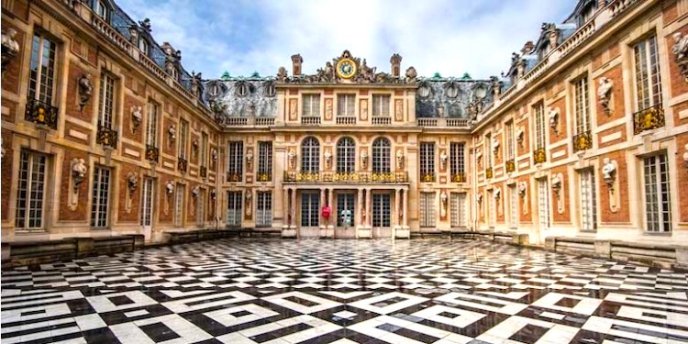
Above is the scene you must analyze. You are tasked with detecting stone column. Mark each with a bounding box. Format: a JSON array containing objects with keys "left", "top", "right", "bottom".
[
  {"left": 366, "top": 188, "right": 372, "bottom": 228},
  {"left": 283, "top": 188, "right": 291, "bottom": 228},
  {"left": 394, "top": 188, "right": 401, "bottom": 228},
  {"left": 290, "top": 188, "right": 297, "bottom": 230},
  {"left": 328, "top": 188, "right": 334, "bottom": 230},
  {"left": 403, "top": 189, "right": 409, "bottom": 228},
  {"left": 356, "top": 188, "right": 364, "bottom": 228}
]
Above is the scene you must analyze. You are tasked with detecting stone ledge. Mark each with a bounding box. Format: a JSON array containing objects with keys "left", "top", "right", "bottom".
[
  {"left": 164, "top": 228, "right": 242, "bottom": 244},
  {"left": 2, "top": 235, "right": 144, "bottom": 268}
]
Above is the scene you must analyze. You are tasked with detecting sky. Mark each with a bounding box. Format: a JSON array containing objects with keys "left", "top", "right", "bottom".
[{"left": 116, "top": 0, "right": 574, "bottom": 80}]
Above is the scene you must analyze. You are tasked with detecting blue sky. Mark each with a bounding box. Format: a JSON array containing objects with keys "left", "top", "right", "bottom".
[{"left": 116, "top": 0, "right": 574, "bottom": 80}]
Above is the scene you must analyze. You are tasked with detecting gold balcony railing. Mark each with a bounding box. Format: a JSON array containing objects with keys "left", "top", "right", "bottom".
[
  {"left": 420, "top": 172, "right": 436, "bottom": 183},
  {"left": 533, "top": 147, "right": 546, "bottom": 164},
  {"left": 283, "top": 171, "right": 409, "bottom": 184},
  {"left": 451, "top": 172, "right": 466, "bottom": 183},
  {"left": 25, "top": 98, "right": 58, "bottom": 129},
  {"left": 227, "top": 173, "right": 242, "bottom": 182},
  {"left": 145, "top": 145, "right": 159, "bottom": 163},
  {"left": 485, "top": 167, "right": 493, "bottom": 179},
  {"left": 200, "top": 166, "right": 207, "bottom": 178},
  {"left": 505, "top": 159, "right": 515, "bottom": 173},
  {"left": 257, "top": 173, "right": 272, "bottom": 182},
  {"left": 633, "top": 105, "right": 664, "bottom": 135},
  {"left": 572, "top": 130, "right": 592, "bottom": 152},
  {"left": 178, "top": 157, "right": 188, "bottom": 172},
  {"left": 96, "top": 124, "right": 118, "bottom": 149}
]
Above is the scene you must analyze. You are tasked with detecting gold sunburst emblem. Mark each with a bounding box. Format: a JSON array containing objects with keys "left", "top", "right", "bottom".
[{"left": 336, "top": 58, "right": 357, "bottom": 79}]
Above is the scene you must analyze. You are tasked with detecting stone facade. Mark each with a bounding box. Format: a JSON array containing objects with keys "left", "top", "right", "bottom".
[{"left": 1, "top": 0, "right": 686, "bottom": 246}]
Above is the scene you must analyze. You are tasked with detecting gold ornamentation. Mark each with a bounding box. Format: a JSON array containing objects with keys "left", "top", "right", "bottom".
[
  {"left": 485, "top": 167, "right": 493, "bottom": 179},
  {"left": 336, "top": 58, "right": 357, "bottom": 79},
  {"left": 572, "top": 131, "right": 592, "bottom": 152},
  {"left": 505, "top": 159, "right": 515, "bottom": 173},
  {"left": 533, "top": 148, "right": 546, "bottom": 164},
  {"left": 633, "top": 106, "right": 665, "bottom": 135}
]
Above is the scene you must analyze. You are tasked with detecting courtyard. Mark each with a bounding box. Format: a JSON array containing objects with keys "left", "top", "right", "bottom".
[{"left": 2, "top": 238, "right": 688, "bottom": 343}]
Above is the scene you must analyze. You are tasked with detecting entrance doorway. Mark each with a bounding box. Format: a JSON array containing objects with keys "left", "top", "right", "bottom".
[
  {"left": 372, "top": 193, "right": 391, "bottom": 228},
  {"left": 301, "top": 191, "right": 320, "bottom": 227},
  {"left": 336, "top": 193, "right": 355, "bottom": 227}
]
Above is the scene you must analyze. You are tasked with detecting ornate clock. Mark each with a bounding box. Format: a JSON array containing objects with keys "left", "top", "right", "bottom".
[{"left": 336, "top": 58, "right": 357, "bottom": 79}]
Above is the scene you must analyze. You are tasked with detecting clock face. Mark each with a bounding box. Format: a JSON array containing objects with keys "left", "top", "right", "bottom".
[{"left": 336, "top": 58, "right": 357, "bottom": 79}]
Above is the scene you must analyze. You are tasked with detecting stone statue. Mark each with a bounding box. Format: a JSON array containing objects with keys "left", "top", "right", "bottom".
[
  {"left": 396, "top": 150, "right": 404, "bottom": 169},
  {"left": 518, "top": 181, "right": 527, "bottom": 197},
  {"left": 127, "top": 173, "right": 138, "bottom": 193},
  {"left": 598, "top": 77, "right": 613, "bottom": 114},
  {"left": 131, "top": 106, "right": 142, "bottom": 132},
  {"left": 276, "top": 66, "right": 288, "bottom": 81},
  {"left": 168, "top": 124, "right": 176, "bottom": 141},
  {"left": 672, "top": 32, "right": 688, "bottom": 81},
  {"left": 190, "top": 71, "right": 203, "bottom": 98},
  {"left": 71, "top": 158, "right": 87, "bottom": 189},
  {"left": 602, "top": 158, "right": 616, "bottom": 185},
  {"left": 405, "top": 66, "right": 417, "bottom": 82},
  {"left": 288, "top": 149, "right": 296, "bottom": 170},
  {"left": 192, "top": 186, "right": 200, "bottom": 198},
  {"left": 166, "top": 181, "right": 175, "bottom": 194},
  {"left": 2, "top": 28, "right": 20, "bottom": 73},
  {"left": 490, "top": 76, "right": 502, "bottom": 98},
  {"left": 139, "top": 18, "right": 152, "bottom": 32},
  {"left": 78, "top": 74, "right": 93, "bottom": 110}
]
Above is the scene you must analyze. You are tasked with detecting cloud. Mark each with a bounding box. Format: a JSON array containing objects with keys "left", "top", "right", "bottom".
[{"left": 115, "top": 0, "right": 573, "bottom": 80}]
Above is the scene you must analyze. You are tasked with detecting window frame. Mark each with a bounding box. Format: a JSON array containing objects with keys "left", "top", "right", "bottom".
[
  {"left": 15, "top": 149, "right": 49, "bottom": 232},
  {"left": 372, "top": 94, "right": 391, "bottom": 117},
  {"left": 632, "top": 33, "right": 662, "bottom": 111},
  {"left": 300, "top": 137, "right": 320, "bottom": 173},
  {"left": 90, "top": 165, "right": 112, "bottom": 229},
  {"left": 227, "top": 141, "right": 244, "bottom": 180},
  {"left": 28, "top": 30, "right": 58, "bottom": 106},
  {"left": 336, "top": 94, "right": 356, "bottom": 118},
  {"left": 336, "top": 137, "right": 356, "bottom": 173},
  {"left": 302, "top": 94, "right": 321, "bottom": 118},
  {"left": 97, "top": 71, "right": 116, "bottom": 129}
]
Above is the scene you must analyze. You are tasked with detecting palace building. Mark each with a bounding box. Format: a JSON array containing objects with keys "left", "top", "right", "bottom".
[{"left": 1, "top": 0, "right": 687, "bottom": 250}]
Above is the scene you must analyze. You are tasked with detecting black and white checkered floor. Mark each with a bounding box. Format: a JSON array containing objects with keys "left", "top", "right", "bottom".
[{"left": 2, "top": 238, "right": 688, "bottom": 344}]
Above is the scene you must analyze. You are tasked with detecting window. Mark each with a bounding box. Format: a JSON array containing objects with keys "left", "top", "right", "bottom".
[
  {"left": 178, "top": 120, "right": 189, "bottom": 159},
  {"left": 336, "top": 137, "right": 356, "bottom": 173},
  {"left": 579, "top": 169, "right": 597, "bottom": 232},
  {"left": 140, "top": 178, "right": 155, "bottom": 227},
  {"left": 372, "top": 95, "right": 390, "bottom": 117},
  {"left": 227, "top": 191, "right": 242, "bottom": 226},
  {"left": 537, "top": 179, "right": 550, "bottom": 229},
  {"left": 15, "top": 150, "right": 48, "bottom": 231},
  {"left": 258, "top": 141, "right": 272, "bottom": 180},
  {"left": 372, "top": 193, "right": 391, "bottom": 227},
  {"left": 196, "top": 189, "right": 205, "bottom": 226},
  {"left": 138, "top": 39, "right": 149, "bottom": 56},
  {"left": 92, "top": 0, "right": 109, "bottom": 20},
  {"left": 200, "top": 132, "right": 208, "bottom": 167},
  {"left": 98, "top": 72, "right": 116, "bottom": 128},
  {"left": 146, "top": 101, "right": 159, "bottom": 147},
  {"left": 534, "top": 102, "right": 546, "bottom": 149},
  {"left": 301, "top": 137, "right": 320, "bottom": 173},
  {"left": 28, "top": 31, "right": 58, "bottom": 105},
  {"left": 643, "top": 153, "right": 671, "bottom": 232},
  {"left": 487, "top": 190, "right": 496, "bottom": 228},
  {"left": 256, "top": 191, "right": 272, "bottom": 227},
  {"left": 337, "top": 94, "right": 355, "bottom": 117},
  {"left": 450, "top": 193, "right": 467, "bottom": 228},
  {"left": 301, "top": 191, "right": 320, "bottom": 227},
  {"left": 90, "top": 166, "right": 111, "bottom": 228},
  {"left": 509, "top": 185, "right": 518, "bottom": 229},
  {"left": 574, "top": 76, "right": 591, "bottom": 135},
  {"left": 174, "top": 184, "right": 185, "bottom": 227},
  {"left": 485, "top": 133, "right": 493, "bottom": 168},
  {"left": 302, "top": 94, "right": 320, "bottom": 117},
  {"left": 372, "top": 138, "right": 391, "bottom": 173},
  {"left": 450, "top": 142, "right": 465, "bottom": 179},
  {"left": 505, "top": 121, "right": 515, "bottom": 160},
  {"left": 633, "top": 35, "right": 662, "bottom": 110},
  {"left": 419, "top": 192, "right": 436, "bottom": 227},
  {"left": 420, "top": 142, "right": 435, "bottom": 180},
  {"left": 227, "top": 141, "right": 243, "bottom": 181}
]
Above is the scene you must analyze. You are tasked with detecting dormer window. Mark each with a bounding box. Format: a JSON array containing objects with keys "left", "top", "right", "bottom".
[
  {"left": 138, "top": 38, "right": 149, "bottom": 56},
  {"left": 577, "top": 1, "right": 597, "bottom": 26},
  {"left": 92, "top": 0, "right": 110, "bottom": 21}
]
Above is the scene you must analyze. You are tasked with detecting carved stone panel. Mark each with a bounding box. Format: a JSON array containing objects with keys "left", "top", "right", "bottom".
[
  {"left": 325, "top": 98, "right": 333, "bottom": 121},
  {"left": 359, "top": 99, "right": 368, "bottom": 121},
  {"left": 394, "top": 99, "right": 404, "bottom": 122},
  {"left": 289, "top": 98, "right": 298, "bottom": 121}
]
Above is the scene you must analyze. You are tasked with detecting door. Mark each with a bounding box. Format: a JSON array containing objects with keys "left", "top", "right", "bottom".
[
  {"left": 337, "top": 193, "right": 355, "bottom": 227},
  {"left": 450, "top": 193, "right": 466, "bottom": 228},
  {"left": 538, "top": 179, "right": 550, "bottom": 230},
  {"left": 301, "top": 191, "right": 320, "bottom": 227},
  {"left": 227, "top": 191, "right": 242, "bottom": 227},
  {"left": 140, "top": 177, "right": 155, "bottom": 239},
  {"left": 174, "top": 184, "right": 185, "bottom": 227},
  {"left": 419, "top": 192, "right": 435, "bottom": 228},
  {"left": 256, "top": 191, "right": 272, "bottom": 227},
  {"left": 372, "top": 193, "right": 391, "bottom": 228},
  {"left": 580, "top": 170, "right": 597, "bottom": 232}
]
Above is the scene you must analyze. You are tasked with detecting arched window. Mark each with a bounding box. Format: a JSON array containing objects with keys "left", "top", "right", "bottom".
[
  {"left": 301, "top": 137, "right": 320, "bottom": 173},
  {"left": 336, "top": 137, "right": 356, "bottom": 173},
  {"left": 372, "top": 137, "right": 391, "bottom": 173}
]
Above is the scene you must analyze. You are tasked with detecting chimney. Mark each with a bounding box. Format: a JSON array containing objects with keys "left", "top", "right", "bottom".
[
  {"left": 390, "top": 53, "right": 402, "bottom": 78},
  {"left": 291, "top": 54, "right": 303, "bottom": 77}
]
